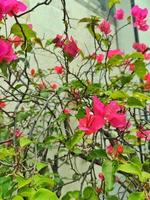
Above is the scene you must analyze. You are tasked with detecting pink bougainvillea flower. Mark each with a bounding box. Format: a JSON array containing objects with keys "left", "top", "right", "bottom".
[
  {"left": 0, "top": 39, "right": 17, "bottom": 63},
  {"left": 63, "top": 108, "right": 72, "bottom": 114},
  {"left": 0, "top": 101, "right": 6, "bottom": 108},
  {"left": 92, "top": 96, "right": 105, "bottom": 117},
  {"left": 144, "top": 53, "right": 150, "bottom": 60},
  {"left": 106, "top": 144, "right": 113, "bottom": 155},
  {"left": 137, "top": 127, "right": 150, "bottom": 141},
  {"left": 105, "top": 101, "right": 127, "bottom": 129},
  {"left": 98, "top": 19, "right": 111, "bottom": 35},
  {"left": 63, "top": 36, "right": 80, "bottom": 57},
  {"left": 38, "top": 81, "right": 46, "bottom": 90},
  {"left": 54, "top": 66, "right": 64, "bottom": 74},
  {"left": 2, "top": 0, "right": 27, "bottom": 16},
  {"left": 144, "top": 73, "right": 150, "bottom": 83},
  {"left": 129, "top": 63, "right": 135, "bottom": 72},
  {"left": 114, "top": 9, "right": 125, "bottom": 20},
  {"left": 96, "top": 53, "right": 104, "bottom": 63},
  {"left": 108, "top": 49, "right": 124, "bottom": 58},
  {"left": 10, "top": 36, "right": 23, "bottom": 47},
  {"left": 15, "top": 129, "right": 23, "bottom": 138},
  {"left": 50, "top": 82, "right": 59, "bottom": 90},
  {"left": 78, "top": 107, "right": 105, "bottom": 135},
  {"left": 132, "top": 42, "right": 147, "bottom": 53},
  {"left": 131, "top": 5, "right": 149, "bottom": 31},
  {"left": 30, "top": 68, "right": 36, "bottom": 77},
  {"left": 53, "top": 34, "right": 64, "bottom": 48},
  {"left": 98, "top": 173, "right": 104, "bottom": 181}
]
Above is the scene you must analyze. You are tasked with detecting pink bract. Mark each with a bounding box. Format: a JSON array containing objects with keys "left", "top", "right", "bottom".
[
  {"left": 98, "top": 19, "right": 111, "bottom": 35},
  {"left": 114, "top": 9, "right": 125, "bottom": 20}
]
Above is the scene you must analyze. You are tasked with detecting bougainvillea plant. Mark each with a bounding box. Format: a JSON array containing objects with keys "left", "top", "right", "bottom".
[{"left": 0, "top": 0, "right": 150, "bottom": 199}]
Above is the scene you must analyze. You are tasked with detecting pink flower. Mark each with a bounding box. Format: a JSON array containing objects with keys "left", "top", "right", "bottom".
[
  {"left": 38, "top": 81, "right": 46, "bottom": 90},
  {"left": 96, "top": 53, "right": 104, "bottom": 63},
  {"left": 30, "top": 68, "right": 36, "bottom": 77},
  {"left": 98, "top": 19, "right": 111, "bottom": 35},
  {"left": 105, "top": 101, "right": 127, "bottom": 129},
  {"left": 0, "top": 39, "right": 17, "bottom": 63},
  {"left": 63, "top": 36, "right": 80, "bottom": 57},
  {"left": 78, "top": 107, "right": 105, "bottom": 135},
  {"left": 144, "top": 73, "right": 150, "bottom": 83},
  {"left": 50, "top": 82, "right": 59, "bottom": 90},
  {"left": 93, "top": 96, "right": 105, "bottom": 117},
  {"left": 63, "top": 108, "right": 72, "bottom": 114},
  {"left": 144, "top": 53, "right": 150, "bottom": 60},
  {"left": 106, "top": 144, "right": 113, "bottom": 155},
  {"left": 15, "top": 129, "right": 22, "bottom": 138},
  {"left": 54, "top": 66, "right": 64, "bottom": 74},
  {"left": 10, "top": 36, "right": 23, "bottom": 47},
  {"left": 108, "top": 49, "right": 124, "bottom": 58},
  {"left": 0, "top": 101, "right": 6, "bottom": 108},
  {"left": 131, "top": 5, "right": 148, "bottom": 20},
  {"left": 114, "top": 9, "right": 125, "bottom": 20},
  {"left": 131, "top": 5, "right": 149, "bottom": 31},
  {"left": 137, "top": 127, "right": 150, "bottom": 141},
  {"left": 98, "top": 173, "right": 104, "bottom": 181},
  {"left": 53, "top": 34, "right": 64, "bottom": 48},
  {"left": 0, "top": 0, "right": 27, "bottom": 17},
  {"left": 129, "top": 63, "right": 135, "bottom": 72},
  {"left": 132, "top": 42, "right": 147, "bottom": 53}
]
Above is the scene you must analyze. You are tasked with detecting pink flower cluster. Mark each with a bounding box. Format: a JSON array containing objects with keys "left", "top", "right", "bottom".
[
  {"left": 97, "top": 19, "right": 111, "bottom": 35},
  {"left": 78, "top": 96, "right": 128, "bottom": 135},
  {"left": 0, "top": 39, "right": 17, "bottom": 63},
  {"left": 107, "top": 49, "right": 124, "bottom": 58},
  {"left": 114, "top": 9, "right": 125, "bottom": 20},
  {"left": 0, "top": 0, "right": 27, "bottom": 20},
  {"left": 131, "top": 5, "right": 149, "bottom": 31},
  {"left": 53, "top": 35, "right": 80, "bottom": 58},
  {"left": 137, "top": 126, "right": 150, "bottom": 141},
  {"left": 132, "top": 42, "right": 147, "bottom": 53}
]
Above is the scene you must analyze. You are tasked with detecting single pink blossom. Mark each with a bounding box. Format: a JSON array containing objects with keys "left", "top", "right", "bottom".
[
  {"left": 96, "top": 53, "right": 104, "bottom": 63},
  {"left": 54, "top": 66, "right": 64, "bottom": 74},
  {"left": 144, "top": 73, "right": 150, "bottom": 83},
  {"left": 92, "top": 96, "right": 105, "bottom": 117},
  {"left": 53, "top": 34, "right": 64, "bottom": 48},
  {"left": 50, "top": 83, "right": 59, "bottom": 90},
  {"left": 129, "top": 63, "right": 135, "bottom": 72},
  {"left": 0, "top": 39, "right": 17, "bottom": 63},
  {"left": 63, "top": 36, "right": 80, "bottom": 57},
  {"left": 0, "top": 101, "right": 6, "bottom": 108},
  {"left": 132, "top": 42, "right": 147, "bottom": 53},
  {"left": 144, "top": 53, "right": 150, "bottom": 60},
  {"left": 108, "top": 49, "right": 124, "bottom": 58},
  {"left": 98, "top": 19, "right": 111, "bottom": 35},
  {"left": 137, "top": 127, "right": 150, "bottom": 141},
  {"left": 63, "top": 108, "right": 72, "bottom": 114},
  {"left": 15, "top": 129, "right": 22, "bottom": 138},
  {"left": 78, "top": 107, "right": 105, "bottom": 135},
  {"left": 114, "top": 9, "right": 125, "bottom": 20}
]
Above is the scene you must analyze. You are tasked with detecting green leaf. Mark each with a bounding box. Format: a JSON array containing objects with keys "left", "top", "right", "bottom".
[
  {"left": 134, "top": 60, "right": 147, "bottom": 79},
  {"left": 127, "top": 97, "right": 144, "bottom": 108},
  {"left": 108, "top": 0, "right": 120, "bottom": 8},
  {"left": 102, "top": 160, "right": 118, "bottom": 192},
  {"left": 62, "top": 191, "right": 79, "bottom": 200},
  {"left": 33, "top": 175, "right": 54, "bottom": 188},
  {"left": 110, "top": 91, "right": 128, "bottom": 100},
  {"left": 118, "top": 163, "right": 141, "bottom": 177},
  {"left": 16, "top": 176, "right": 32, "bottom": 189},
  {"left": 36, "top": 162, "right": 47, "bottom": 172},
  {"left": 11, "top": 23, "right": 36, "bottom": 40},
  {"left": 128, "top": 192, "right": 145, "bottom": 200},
  {"left": 79, "top": 17, "right": 92, "bottom": 23},
  {"left": 19, "top": 136, "right": 32, "bottom": 147},
  {"left": 32, "top": 188, "right": 58, "bottom": 200},
  {"left": 66, "top": 130, "right": 84, "bottom": 150},
  {"left": 88, "top": 149, "right": 107, "bottom": 160},
  {"left": 107, "top": 196, "right": 118, "bottom": 200},
  {"left": 0, "top": 147, "right": 15, "bottom": 160},
  {"left": 0, "top": 62, "right": 8, "bottom": 77},
  {"left": 83, "top": 186, "right": 98, "bottom": 200},
  {"left": 12, "top": 196, "right": 24, "bottom": 200},
  {"left": 0, "top": 176, "right": 12, "bottom": 199},
  {"left": 139, "top": 171, "right": 150, "bottom": 182}
]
